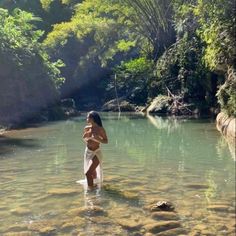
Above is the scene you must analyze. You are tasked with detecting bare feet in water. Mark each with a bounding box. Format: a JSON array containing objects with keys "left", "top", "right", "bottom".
[{"left": 87, "top": 184, "right": 98, "bottom": 191}]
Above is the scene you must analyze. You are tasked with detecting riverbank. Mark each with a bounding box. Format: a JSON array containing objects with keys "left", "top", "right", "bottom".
[
  {"left": 216, "top": 112, "right": 236, "bottom": 159},
  {"left": 216, "top": 112, "right": 236, "bottom": 139},
  {"left": 0, "top": 98, "right": 81, "bottom": 132},
  {"left": 0, "top": 128, "right": 6, "bottom": 135}
]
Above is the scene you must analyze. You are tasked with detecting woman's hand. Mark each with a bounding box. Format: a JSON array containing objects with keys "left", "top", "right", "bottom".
[
  {"left": 92, "top": 132, "right": 108, "bottom": 144},
  {"left": 83, "top": 130, "right": 92, "bottom": 140}
]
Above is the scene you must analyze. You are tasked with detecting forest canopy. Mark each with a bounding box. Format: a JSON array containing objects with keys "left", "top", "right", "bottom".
[{"left": 0, "top": 0, "right": 235, "bottom": 127}]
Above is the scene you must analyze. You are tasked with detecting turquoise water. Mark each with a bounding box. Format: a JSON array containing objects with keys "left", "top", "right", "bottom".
[{"left": 0, "top": 113, "right": 235, "bottom": 235}]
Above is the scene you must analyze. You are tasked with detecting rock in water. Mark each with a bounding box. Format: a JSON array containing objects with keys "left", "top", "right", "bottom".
[{"left": 151, "top": 201, "right": 175, "bottom": 212}]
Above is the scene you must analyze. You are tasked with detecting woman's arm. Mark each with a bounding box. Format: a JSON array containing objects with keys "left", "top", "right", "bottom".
[
  {"left": 92, "top": 127, "right": 108, "bottom": 144},
  {"left": 83, "top": 126, "right": 92, "bottom": 139}
]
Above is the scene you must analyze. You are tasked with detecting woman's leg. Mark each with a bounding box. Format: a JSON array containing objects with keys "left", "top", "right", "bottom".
[
  {"left": 85, "top": 155, "right": 99, "bottom": 187},
  {"left": 92, "top": 170, "right": 97, "bottom": 179}
]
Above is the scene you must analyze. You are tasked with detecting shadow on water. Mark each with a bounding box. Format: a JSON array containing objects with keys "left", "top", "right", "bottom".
[
  {"left": 80, "top": 182, "right": 141, "bottom": 210},
  {"left": 102, "top": 184, "right": 141, "bottom": 206},
  {"left": 0, "top": 134, "right": 40, "bottom": 156}
]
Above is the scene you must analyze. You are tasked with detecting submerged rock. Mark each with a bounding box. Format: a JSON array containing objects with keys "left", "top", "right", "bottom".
[
  {"left": 60, "top": 217, "right": 86, "bottom": 232},
  {"left": 60, "top": 216, "right": 85, "bottom": 231},
  {"left": 117, "top": 219, "right": 143, "bottom": 231},
  {"left": 144, "top": 221, "right": 181, "bottom": 234},
  {"left": 33, "top": 195, "right": 49, "bottom": 202},
  {"left": 151, "top": 211, "right": 179, "bottom": 221},
  {"left": 5, "top": 224, "right": 28, "bottom": 232},
  {"left": 47, "top": 188, "right": 80, "bottom": 196},
  {"left": 61, "top": 222, "right": 75, "bottom": 231},
  {"left": 144, "top": 233, "right": 155, "bottom": 236},
  {"left": 184, "top": 183, "right": 209, "bottom": 189},
  {"left": 189, "top": 230, "right": 202, "bottom": 236},
  {"left": 28, "top": 220, "right": 57, "bottom": 234},
  {"left": 108, "top": 206, "right": 132, "bottom": 219},
  {"left": 68, "top": 206, "right": 107, "bottom": 217},
  {"left": 155, "top": 227, "right": 187, "bottom": 236},
  {"left": 103, "top": 184, "right": 139, "bottom": 201},
  {"left": 207, "top": 205, "right": 231, "bottom": 212},
  {"left": 10, "top": 207, "right": 31, "bottom": 216},
  {"left": 89, "top": 215, "right": 113, "bottom": 225},
  {"left": 3, "top": 232, "right": 32, "bottom": 236},
  {"left": 38, "top": 226, "right": 56, "bottom": 235},
  {"left": 200, "top": 229, "right": 215, "bottom": 236},
  {"left": 0, "top": 205, "right": 8, "bottom": 211},
  {"left": 193, "top": 224, "right": 208, "bottom": 231}
]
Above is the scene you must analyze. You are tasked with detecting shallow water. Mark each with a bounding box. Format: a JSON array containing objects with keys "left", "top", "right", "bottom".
[{"left": 0, "top": 113, "right": 235, "bottom": 235}]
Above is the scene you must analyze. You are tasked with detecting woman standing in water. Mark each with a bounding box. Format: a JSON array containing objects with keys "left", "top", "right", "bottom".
[{"left": 82, "top": 111, "right": 108, "bottom": 188}]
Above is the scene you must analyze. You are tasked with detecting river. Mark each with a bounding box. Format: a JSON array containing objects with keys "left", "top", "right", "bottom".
[{"left": 0, "top": 113, "right": 235, "bottom": 235}]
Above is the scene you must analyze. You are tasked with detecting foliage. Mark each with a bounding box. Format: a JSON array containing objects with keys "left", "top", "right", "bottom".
[
  {"left": 192, "top": 0, "right": 236, "bottom": 116},
  {"left": 0, "top": 8, "right": 64, "bottom": 88},
  {"left": 44, "top": 0, "right": 138, "bottom": 66},
  {"left": 43, "top": 0, "right": 142, "bottom": 101},
  {"left": 217, "top": 68, "right": 236, "bottom": 117},
  {"left": 0, "top": 0, "right": 235, "bottom": 118},
  {"left": 0, "top": 8, "right": 42, "bottom": 65},
  {"left": 172, "top": 0, "right": 235, "bottom": 71},
  {"left": 153, "top": 32, "right": 207, "bottom": 102},
  {"left": 0, "top": 8, "right": 65, "bottom": 125},
  {"left": 124, "top": 0, "right": 176, "bottom": 60},
  {"left": 0, "top": 0, "right": 75, "bottom": 35},
  {"left": 44, "top": 0, "right": 178, "bottom": 69},
  {"left": 193, "top": 0, "right": 235, "bottom": 70},
  {"left": 117, "top": 57, "right": 154, "bottom": 75},
  {"left": 150, "top": 0, "right": 236, "bottom": 116},
  {"left": 43, "top": 0, "right": 178, "bottom": 106},
  {"left": 40, "top": 0, "right": 81, "bottom": 10},
  {"left": 112, "top": 57, "right": 154, "bottom": 104}
]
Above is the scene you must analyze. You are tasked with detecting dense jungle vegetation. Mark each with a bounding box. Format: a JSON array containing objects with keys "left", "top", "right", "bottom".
[{"left": 0, "top": 0, "right": 235, "bottom": 127}]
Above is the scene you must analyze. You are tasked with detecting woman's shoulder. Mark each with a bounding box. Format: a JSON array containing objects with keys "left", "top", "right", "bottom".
[
  {"left": 99, "top": 126, "right": 106, "bottom": 133},
  {"left": 93, "top": 125, "right": 105, "bottom": 133}
]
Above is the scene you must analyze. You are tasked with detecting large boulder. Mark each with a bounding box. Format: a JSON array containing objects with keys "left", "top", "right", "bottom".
[
  {"left": 101, "top": 99, "right": 136, "bottom": 112},
  {"left": 216, "top": 112, "right": 235, "bottom": 159},
  {"left": 146, "top": 95, "right": 195, "bottom": 115},
  {"left": 216, "top": 112, "right": 236, "bottom": 140},
  {"left": 146, "top": 96, "right": 172, "bottom": 114}
]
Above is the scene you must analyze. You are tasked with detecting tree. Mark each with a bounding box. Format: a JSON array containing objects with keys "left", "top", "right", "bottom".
[
  {"left": 193, "top": 0, "right": 236, "bottom": 116},
  {"left": 0, "top": 0, "right": 76, "bottom": 35},
  {"left": 0, "top": 8, "right": 64, "bottom": 125},
  {"left": 43, "top": 0, "right": 178, "bottom": 105},
  {"left": 123, "top": 0, "right": 176, "bottom": 61}
]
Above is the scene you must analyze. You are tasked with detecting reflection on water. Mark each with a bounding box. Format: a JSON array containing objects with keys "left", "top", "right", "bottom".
[
  {"left": 0, "top": 113, "right": 235, "bottom": 235},
  {"left": 225, "top": 137, "right": 235, "bottom": 160},
  {"left": 147, "top": 114, "right": 180, "bottom": 131}
]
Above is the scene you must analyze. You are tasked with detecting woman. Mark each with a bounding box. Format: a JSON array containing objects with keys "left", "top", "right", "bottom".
[{"left": 82, "top": 111, "right": 108, "bottom": 188}]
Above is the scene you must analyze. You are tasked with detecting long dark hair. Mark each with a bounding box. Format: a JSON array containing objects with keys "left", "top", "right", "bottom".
[{"left": 88, "top": 111, "right": 103, "bottom": 127}]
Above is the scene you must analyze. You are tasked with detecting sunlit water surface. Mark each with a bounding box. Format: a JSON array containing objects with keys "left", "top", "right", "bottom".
[{"left": 0, "top": 113, "right": 235, "bottom": 235}]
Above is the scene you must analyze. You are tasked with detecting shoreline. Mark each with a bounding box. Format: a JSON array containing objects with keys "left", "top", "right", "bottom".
[
  {"left": 216, "top": 112, "right": 236, "bottom": 140},
  {"left": 216, "top": 112, "right": 236, "bottom": 159},
  {"left": 1, "top": 111, "right": 234, "bottom": 135},
  {"left": 0, "top": 128, "right": 6, "bottom": 135}
]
